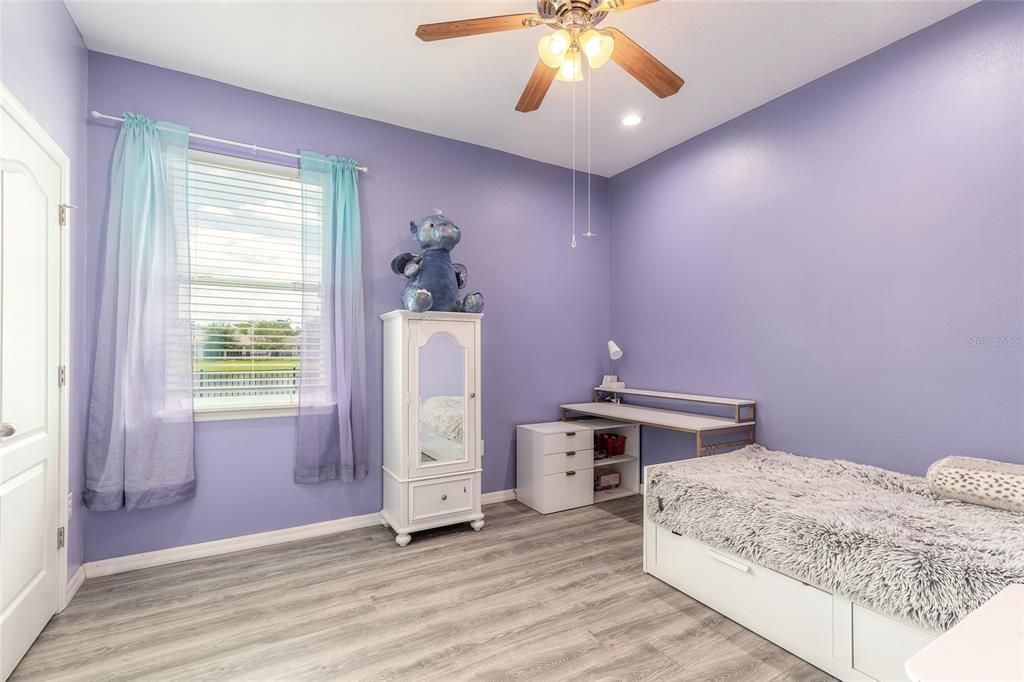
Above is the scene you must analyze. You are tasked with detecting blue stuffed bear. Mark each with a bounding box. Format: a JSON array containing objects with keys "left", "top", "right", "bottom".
[{"left": 391, "top": 211, "right": 484, "bottom": 314}]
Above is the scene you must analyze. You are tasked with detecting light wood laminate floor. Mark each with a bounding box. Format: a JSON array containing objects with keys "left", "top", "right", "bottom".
[{"left": 14, "top": 497, "right": 831, "bottom": 681}]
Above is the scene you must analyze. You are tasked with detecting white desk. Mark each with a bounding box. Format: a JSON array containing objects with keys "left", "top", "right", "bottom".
[
  {"left": 905, "top": 584, "right": 1024, "bottom": 682},
  {"left": 561, "top": 388, "right": 756, "bottom": 458}
]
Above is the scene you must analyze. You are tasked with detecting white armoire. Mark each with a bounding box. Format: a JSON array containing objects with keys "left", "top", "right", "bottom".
[{"left": 380, "top": 310, "right": 484, "bottom": 546}]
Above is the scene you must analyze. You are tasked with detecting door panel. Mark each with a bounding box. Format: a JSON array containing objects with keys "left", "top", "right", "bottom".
[
  {"left": 1, "top": 169, "right": 48, "bottom": 438},
  {"left": 1, "top": 106, "right": 62, "bottom": 680},
  {"left": 408, "top": 320, "right": 477, "bottom": 479},
  {"left": 1, "top": 464, "right": 47, "bottom": 609}
]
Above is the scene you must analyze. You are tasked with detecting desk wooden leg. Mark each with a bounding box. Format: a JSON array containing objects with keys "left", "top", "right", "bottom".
[{"left": 695, "top": 431, "right": 703, "bottom": 458}]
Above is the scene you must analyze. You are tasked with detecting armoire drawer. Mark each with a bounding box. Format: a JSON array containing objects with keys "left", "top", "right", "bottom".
[
  {"left": 543, "top": 449, "right": 594, "bottom": 474},
  {"left": 541, "top": 468, "right": 594, "bottom": 513},
  {"left": 410, "top": 474, "right": 475, "bottom": 522}
]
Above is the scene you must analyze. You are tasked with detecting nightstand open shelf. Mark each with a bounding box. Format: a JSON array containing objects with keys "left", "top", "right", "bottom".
[{"left": 516, "top": 419, "right": 640, "bottom": 514}]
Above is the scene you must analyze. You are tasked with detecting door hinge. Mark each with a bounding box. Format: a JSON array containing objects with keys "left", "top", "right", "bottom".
[
  {"left": 58, "top": 202, "right": 76, "bottom": 227},
  {"left": 58, "top": 365, "right": 67, "bottom": 387},
  {"left": 57, "top": 526, "right": 65, "bottom": 550}
]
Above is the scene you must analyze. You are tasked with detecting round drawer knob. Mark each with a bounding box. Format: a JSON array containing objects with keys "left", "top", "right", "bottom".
[{"left": 441, "top": 494, "right": 448, "bottom": 501}]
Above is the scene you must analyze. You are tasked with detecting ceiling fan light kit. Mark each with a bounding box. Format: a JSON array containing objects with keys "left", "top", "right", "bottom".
[
  {"left": 415, "top": 0, "right": 683, "bottom": 113},
  {"left": 538, "top": 29, "right": 572, "bottom": 67},
  {"left": 556, "top": 48, "right": 584, "bottom": 82},
  {"left": 581, "top": 29, "right": 615, "bottom": 68}
]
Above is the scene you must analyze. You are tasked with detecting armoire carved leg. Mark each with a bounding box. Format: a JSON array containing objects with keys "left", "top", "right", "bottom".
[
  {"left": 471, "top": 519, "right": 484, "bottom": 531},
  {"left": 395, "top": 533, "right": 412, "bottom": 547}
]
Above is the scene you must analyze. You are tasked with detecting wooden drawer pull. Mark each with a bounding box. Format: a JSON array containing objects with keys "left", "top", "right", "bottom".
[
  {"left": 566, "top": 451, "right": 576, "bottom": 456},
  {"left": 565, "top": 470, "right": 577, "bottom": 476},
  {"left": 566, "top": 431, "right": 576, "bottom": 437},
  {"left": 706, "top": 549, "right": 750, "bottom": 574}
]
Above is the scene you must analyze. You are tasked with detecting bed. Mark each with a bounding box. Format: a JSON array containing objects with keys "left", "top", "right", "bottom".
[{"left": 643, "top": 445, "right": 1024, "bottom": 681}]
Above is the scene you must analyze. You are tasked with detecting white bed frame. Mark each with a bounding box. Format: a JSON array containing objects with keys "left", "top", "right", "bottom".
[{"left": 642, "top": 466, "right": 939, "bottom": 682}]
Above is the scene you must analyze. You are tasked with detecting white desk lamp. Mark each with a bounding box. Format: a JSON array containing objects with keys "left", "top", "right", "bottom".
[{"left": 603, "top": 341, "right": 625, "bottom": 389}]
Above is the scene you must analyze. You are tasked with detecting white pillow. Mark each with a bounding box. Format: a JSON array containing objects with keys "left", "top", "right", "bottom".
[{"left": 927, "top": 456, "right": 1024, "bottom": 513}]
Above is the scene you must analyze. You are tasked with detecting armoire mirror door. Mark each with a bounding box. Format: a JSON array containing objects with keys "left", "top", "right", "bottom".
[{"left": 409, "top": 319, "right": 477, "bottom": 479}]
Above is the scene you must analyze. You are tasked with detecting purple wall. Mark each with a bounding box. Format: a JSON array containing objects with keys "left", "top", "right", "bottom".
[
  {"left": 1, "top": 0, "right": 89, "bottom": 579},
  {"left": 84, "top": 53, "right": 610, "bottom": 560},
  {"left": 608, "top": 2, "right": 1024, "bottom": 474}
]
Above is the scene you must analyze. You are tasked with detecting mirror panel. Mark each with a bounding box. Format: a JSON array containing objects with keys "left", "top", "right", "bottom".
[{"left": 418, "top": 332, "right": 466, "bottom": 465}]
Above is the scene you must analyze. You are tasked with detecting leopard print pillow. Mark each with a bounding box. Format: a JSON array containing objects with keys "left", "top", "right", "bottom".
[{"left": 927, "top": 456, "right": 1024, "bottom": 513}]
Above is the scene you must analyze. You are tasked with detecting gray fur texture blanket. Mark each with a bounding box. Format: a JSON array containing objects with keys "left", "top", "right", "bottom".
[{"left": 645, "top": 445, "right": 1024, "bottom": 631}]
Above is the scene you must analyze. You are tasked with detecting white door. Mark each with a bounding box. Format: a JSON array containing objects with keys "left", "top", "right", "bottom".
[
  {"left": 408, "top": 320, "right": 478, "bottom": 479},
  {"left": 0, "top": 104, "right": 63, "bottom": 679}
]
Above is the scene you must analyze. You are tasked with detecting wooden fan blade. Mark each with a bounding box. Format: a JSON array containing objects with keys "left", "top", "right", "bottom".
[
  {"left": 601, "top": 0, "right": 660, "bottom": 11},
  {"left": 515, "top": 60, "right": 558, "bottom": 113},
  {"left": 606, "top": 27, "right": 683, "bottom": 98},
  {"left": 416, "top": 13, "right": 539, "bottom": 42}
]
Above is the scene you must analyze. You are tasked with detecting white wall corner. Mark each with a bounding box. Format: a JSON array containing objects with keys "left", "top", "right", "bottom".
[
  {"left": 482, "top": 489, "right": 516, "bottom": 504},
  {"left": 61, "top": 565, "right": 86, "bottom": 611}
]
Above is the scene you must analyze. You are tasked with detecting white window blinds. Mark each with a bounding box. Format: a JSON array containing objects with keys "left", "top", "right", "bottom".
[{"left": 187, "top": 151, "right": 322, "bottom": 410}]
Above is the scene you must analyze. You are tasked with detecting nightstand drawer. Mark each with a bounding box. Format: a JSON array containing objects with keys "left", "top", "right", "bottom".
[
  {"left": 541, "top": 468, "right": 594, "bottom": 513},
  {"left": 541, "top": 428, "right": 589, "bottom": 454},
  {"left": 410, "top": 474, "right": 475, "bottom": 522},
  {"left": 543, "top": 449, "right": 594, "bottom": 474}
]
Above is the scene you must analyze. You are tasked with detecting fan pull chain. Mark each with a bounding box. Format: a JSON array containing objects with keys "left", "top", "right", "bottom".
[
  {"left": 571, "top": 74, "right": 577, "bottom": 249},
  {"left": 584, "top": 60, "right": 595, "bottom": 238}
]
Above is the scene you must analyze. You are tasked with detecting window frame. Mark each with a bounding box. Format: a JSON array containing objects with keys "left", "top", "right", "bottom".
[{"left": 186, "top": 150, "right": 326, "bottom": 422}]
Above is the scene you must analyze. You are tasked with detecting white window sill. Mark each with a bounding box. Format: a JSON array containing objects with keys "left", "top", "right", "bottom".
[
  {"left": 192, "top": 399, "right": 335, "bottom": 423},
  {"left": 195, "top": 404, "right": 299, "bottom": 422}
]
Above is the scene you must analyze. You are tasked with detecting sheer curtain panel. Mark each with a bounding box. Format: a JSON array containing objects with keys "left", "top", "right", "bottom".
[
  {"left": 295, "top": 152, "right": 368, "bottom": 483},
  {"left": 85, "top": 114, "right": 196, "bottom": 511}
]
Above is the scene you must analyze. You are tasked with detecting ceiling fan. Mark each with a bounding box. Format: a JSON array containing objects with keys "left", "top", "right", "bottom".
[{"left": 416, "top": 0, "right": 684, "bottom": 113}]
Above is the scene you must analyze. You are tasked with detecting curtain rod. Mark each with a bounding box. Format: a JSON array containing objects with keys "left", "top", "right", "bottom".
[{"left": 90, "top": 110, "right": 368, "bottom": 173}]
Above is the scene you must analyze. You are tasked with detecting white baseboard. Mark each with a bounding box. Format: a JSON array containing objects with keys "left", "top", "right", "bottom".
[
  {"left": 82, "top": 490, "right": 517, "bottom": 580},
  {"left": 482, "top": 488, "right": 516, "bottom": 504},
  {"left": 83, "top": 511, "right": 383, "bottom": 578},
  {"left": 60, "top": 565, "right": 85, "bottom": 611}
]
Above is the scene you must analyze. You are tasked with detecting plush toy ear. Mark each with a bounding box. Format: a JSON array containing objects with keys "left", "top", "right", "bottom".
[{"left": 409, "top": 220, "right": 418, "bottom": 234}]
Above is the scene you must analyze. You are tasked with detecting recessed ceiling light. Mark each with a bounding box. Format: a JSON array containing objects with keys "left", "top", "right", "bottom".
[{"left": 621, "top": 114, "right": 643, "bottom": 127}]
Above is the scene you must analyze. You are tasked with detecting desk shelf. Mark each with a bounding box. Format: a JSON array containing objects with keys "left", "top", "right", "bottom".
[
  {"left": 595, "top": 487, "right": 639, "bottom": 503},
  {"left": 594, "top": 454, "right": 637, "bottom": 467},
  {"left": 562, "top": 386, "right": 757, "bottom": 459}
]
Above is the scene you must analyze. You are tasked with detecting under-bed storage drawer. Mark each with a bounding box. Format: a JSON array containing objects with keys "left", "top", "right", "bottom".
[
  {"left": 852, "top": 603, "right": 936, "bottom": 682},
  {"left": 650, "top": 525, "right": 834, "bottom": 663}
]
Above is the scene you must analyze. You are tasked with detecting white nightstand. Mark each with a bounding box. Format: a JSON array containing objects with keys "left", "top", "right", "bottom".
[{"left": 516, "top": 420, "right": 640, "bottom": 514}]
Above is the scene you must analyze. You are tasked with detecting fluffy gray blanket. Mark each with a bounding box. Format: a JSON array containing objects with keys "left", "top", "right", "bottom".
[{"left": 645, "top": 445, "right": 1024, "bottom": 631}]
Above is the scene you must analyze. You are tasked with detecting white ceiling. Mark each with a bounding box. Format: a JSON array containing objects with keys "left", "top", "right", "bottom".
[{"left": 66, "top": 0, "right": 972, "bottom": 176}]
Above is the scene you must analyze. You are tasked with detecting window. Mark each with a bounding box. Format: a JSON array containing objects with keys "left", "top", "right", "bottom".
[{"left": 187, "top": 151, "right": 323, "bottom": 413}]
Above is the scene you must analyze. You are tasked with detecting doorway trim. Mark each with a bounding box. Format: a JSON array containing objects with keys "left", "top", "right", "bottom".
[{"left": 0, "top": 83, "right": 75, "bottom": 611}]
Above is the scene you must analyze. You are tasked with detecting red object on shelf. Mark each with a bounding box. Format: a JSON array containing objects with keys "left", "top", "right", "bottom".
[{"left": 596, "top": 433, "right": 627, "bottom": 457}]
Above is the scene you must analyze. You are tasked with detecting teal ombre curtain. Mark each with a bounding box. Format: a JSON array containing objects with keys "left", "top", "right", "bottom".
[
  {"left": 295, "top": 152, "right": 368, "bottom": 482},
  {"left": 85, "top": 114, "right": 195, "bottom": 511}
]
